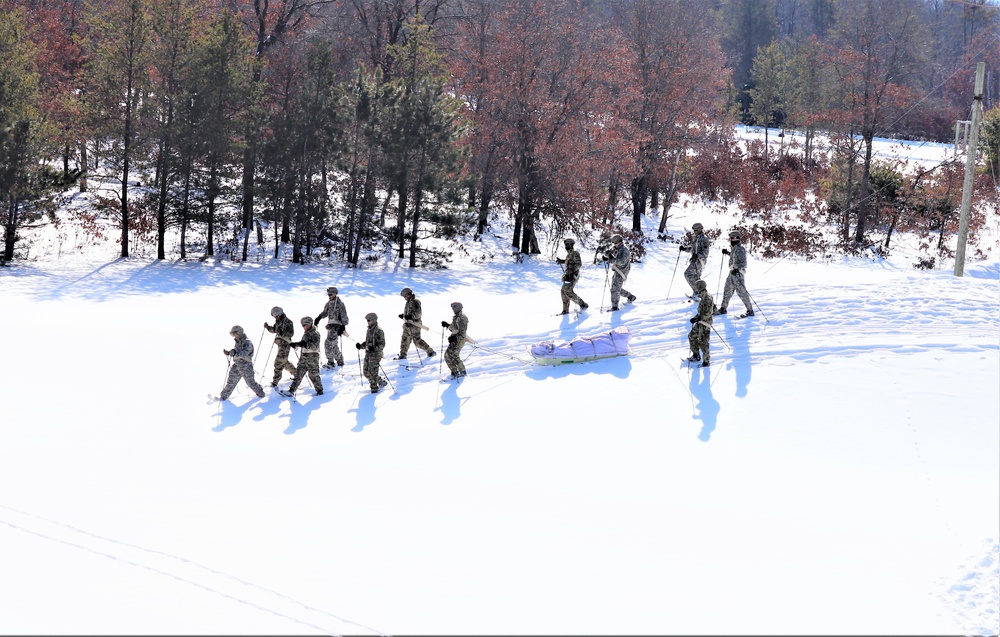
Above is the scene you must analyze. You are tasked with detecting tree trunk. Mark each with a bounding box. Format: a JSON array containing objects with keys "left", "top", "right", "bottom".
[{"left": 855, "top": 136, "right": 875, "bottom": 244}]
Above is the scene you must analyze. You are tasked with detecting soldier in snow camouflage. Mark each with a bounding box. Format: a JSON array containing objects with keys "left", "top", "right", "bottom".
[
  {"left": 681, "top": 222, "right": 711, "bottom": 298},
  {"left": 556, "top": 238, "right": 588, "bottom": 314},
  {"left": 263, "top": 306, "right": 296, "bottom": 386},
  {"left": 220, "top": 325, "right": 265, "bottom": 400},
  {"left": 396, "top": 287, "right": 435, "bottom": 360},
  {"left": 288, "top": 316, "right": 323, "bottom": 395},
  {"left": 315, "top": 286, "right": 348, "bottom": 368},
  {"left": 441, "top": 302, "right": 469, "bottom": 379},
  {"left": 356, "top": 313, "right": 387, "bottom": 393},
  {"left": 603, "top": 234, "right": 635, "bottom": 311},
  {"left": 687, "top": 280, "right": 714, "bottom": 366},
  {"left": 715, "top": 231, "right": 754, "bottom": 317}
]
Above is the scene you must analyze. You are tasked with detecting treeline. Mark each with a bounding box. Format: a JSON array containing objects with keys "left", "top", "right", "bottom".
[{"left": 1, "top": 0, "right": 998, "bottom": 265}]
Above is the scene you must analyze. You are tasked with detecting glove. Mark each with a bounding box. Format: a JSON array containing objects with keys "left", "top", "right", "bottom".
[
  {"left": 336, "top": 325, "right": 345, "bottom": 335},
  {"left": 556, "top": 257, "right": 565, "bottom": 264},
  {"left": 689, "top": 317, "right": 697, "bottom": 324},
  {"left": 441, "top": 321, "right": 450, "bottom": 328},
  {"left": 448, "top": 334, "right": 457, "bottom": 344},
  {"left": 731, "top": 268, "right": 739, "bottom": 274},
  {"left": 291, "top": 341, "right": 301, "bottom": 348},
  {"left": 679, "top": 245, "right": 690, "bottom": 252},
  {"left": 601, "top": 253, "right": 609, "bottom": 262},
  {"left": 223, "top": 349, "right": 231, "bottom": 356},
  {"left": 355, "top": 342, "right": 364, "bottom": 350},
  {"left": 405, "top": 314, "right": 414, "bottom": 321},
  {"left": 312, "top": 317, "right": 319, "bottom": 325},
  {"left": 722, "top": 248, "right": 730, "bottom": 255},
  {"left": 263, "top": 322, "right": 271, "bottom": 331},
  {"left": 398, "top": 313, "right": 405, "bottom": 320}
]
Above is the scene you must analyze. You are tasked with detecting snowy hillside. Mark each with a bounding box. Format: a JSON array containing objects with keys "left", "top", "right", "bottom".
[{"left": 1, "top": 134, "right": 998, "bottom": 635}]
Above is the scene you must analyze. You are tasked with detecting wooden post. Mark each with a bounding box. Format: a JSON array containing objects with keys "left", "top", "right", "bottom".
[{"left": 954, "top": 62, "right": 985, "bottom": 277}]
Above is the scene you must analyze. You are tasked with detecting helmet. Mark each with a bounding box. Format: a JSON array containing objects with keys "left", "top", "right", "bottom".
[
  {"left": 564, "top": 238, "right": 575, "bottom": 246},
  {"left": 610, "top": 234, "right": 622, "bottom": 244},
  {"left": 270, "top": 306, "right": 283, "bottom": 318},
  {"left": 729, "top": 231, "right": 741, "bottom": 241},
  {"left": 365, "top": 312, "right": 378, "bottom": 322},
  {"left": 301, "top": 316, "right": 313, "bottom": 327},
  {"left": 230, "top": 325, "right": 244, "bottom": 337},
  {"left": 692, "top": 223, "right": 704, "bottom": 232},
  {"left": 327, "top": 286, "right": 338, "bottom": 295},
  {"left": 451, "top": 302, "right": 463, "bottom": 313},
  {"left": 400, "top": 287, "right": 412, "bottom": 297},
  {"left": 695, "top": 280, "right": 707, "bottom": 291}
]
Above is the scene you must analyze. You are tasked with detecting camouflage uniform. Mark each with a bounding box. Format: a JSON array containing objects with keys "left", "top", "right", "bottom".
[
  {"left": 558, "top": 242, "right": 587, "bottom": 313},
  {"left": 220, "top": 330, "right": 265, "bottom": 400},
  {"left": 360, "top": 315, "right": 387, "bottom": 392},
  {"left": 398, "top": 291, "right": 435, "bottom": 358},
  {"left": 442, "top": 302, "right": 469, "bottom": 378},
  {"left": 289, "top": 322, "right": 323, "bottom": 394},
  {"left": 719, "top": 239, "right": 753, "bottom": 315},
  {"left": 687, "top": 285, "right": 715, "bottom": 364},
  {"left": 315, "top": 289, "right": 349, "bottom": 367},
  {"left": 683, "top": 227, "right": 711, "bottom": 296},
  {"left": 264, "top": 312, "right": 296, "bottom": 386},
  {"left": 606, "top": 239, "right": 634, "bottom": 310}
]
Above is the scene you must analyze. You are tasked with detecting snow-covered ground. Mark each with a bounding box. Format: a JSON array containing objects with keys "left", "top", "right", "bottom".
[{"left": 1, "top": 135, "right": 998, "bottom": 635}]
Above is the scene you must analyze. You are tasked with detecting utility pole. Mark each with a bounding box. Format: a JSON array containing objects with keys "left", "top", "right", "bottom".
[{"left": 954, "top": 62, "right": 985, "bottom": 277}]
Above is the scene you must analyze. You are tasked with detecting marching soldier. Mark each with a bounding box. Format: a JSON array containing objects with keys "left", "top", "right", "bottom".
[
  {"left": 287, "top": 316, "right": 323, "bottom": 395},
  {"left": 219, "top": 325, "right": 266, "bottom": 400},
  {"left": 356, "top": 312, "right": 388, "bottom": 393},
  {"left": 556, "top": 238, "right": 588, "bottom": 314},
  {"left": 396, "top": 287, "right": 435, "bottom": 361},
  {"left": 263, "top": 306, "right": 296, "bottom": 387},
  {"left": 715, "top": 231, "right": 754, "bottom": 318},
  {"left": 441, "top": 302, "right": 469, "bottom": 379},
  {"left": 687, "top": 280, "right": 714, "bottom": 367},
  {"left": 681, "top": 222, "right": 710, "bottom": 299},
  {"left": 315, "top": 286, "right": 349, "bottom": 369}
]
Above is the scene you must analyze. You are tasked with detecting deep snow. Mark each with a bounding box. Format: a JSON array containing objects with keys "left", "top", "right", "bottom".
[{"left": 1, "top": 132, "right": 998, "bottom": 635}]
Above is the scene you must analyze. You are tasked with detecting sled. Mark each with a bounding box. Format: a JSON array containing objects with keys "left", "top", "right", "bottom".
[{"left": 529, "top": 325, "right": 631, "bottom": 366}]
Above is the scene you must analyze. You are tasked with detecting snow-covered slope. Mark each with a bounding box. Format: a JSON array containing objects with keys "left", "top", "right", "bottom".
[{"left": 1, "top": 135, "right": 998, "bottom": 635}]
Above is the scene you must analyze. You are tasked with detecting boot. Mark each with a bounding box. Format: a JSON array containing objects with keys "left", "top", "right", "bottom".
[
  {"left": 579, "top": 302, "right": 589, "bottom": 310},
  {"left": 686, "top": 354, "right": 701, "bottom": 363},
  {"left": 713, "top": 306, "right": 727, "bottom": 315}
]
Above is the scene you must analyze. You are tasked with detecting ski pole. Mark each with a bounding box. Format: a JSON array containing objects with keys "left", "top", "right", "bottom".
[
  {"left": 599, "top": 260, "right": 610, "bottom": 311},
  {"left": 439, "top": 330, "right": 445, "bottom": 377},
  {"left": 222, "top": 353, "right": 233, "bottom": 387},
  {"left": 356, "top": 348, "right": 364, "bottom": 387},
  {"left": 666, "top": 248, "right": 682, "bottom": 299},
  {"left": 378, "top": 361, "right": 395, "bottom": 392},
  {"left": 716, "top": 250, "right": 725, "bottom": 298},
  {"left": 745, "top": 289, "right": 769, "bottom": 323},
  {"left": 257, "top": 338, "right": 275, "bottom": 385},
  {"left": 709, "top": 323, "right": 730, "bottom": 351},
  {"left": 253, "top": 327, "right": 265, "bottom": 366}
]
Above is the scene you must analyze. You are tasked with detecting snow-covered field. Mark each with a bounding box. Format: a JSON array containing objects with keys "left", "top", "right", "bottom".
[{"left": 1, "top": 135, "right": 998, "bottom": 635}]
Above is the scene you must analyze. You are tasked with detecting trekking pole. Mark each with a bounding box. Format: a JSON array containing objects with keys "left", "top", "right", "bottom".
[
  {"left": 439, "top": 330, "right": 446, "bottom": 377},
  {"left": 257, "top": 339, "right": 275, "bottom": 385},
  {"left": 222, "top": 352, "right": 233, "bottom": 388},
  {"left": 599, "top": 260, "right": 610, "bottom": 311},
  {"left": 253, "top": 328, "right": 266, "bottom": 366},
  {"left": 745, "top": 289, "right": 770, "bottom": 323},
  {"left": 666, "top": 248, "right": 682, "bottom": 299},
  {"left": 378, "top": 362, "right": 395, "bottom": 392},
  {"left": 716, "top": 251, "right": 725, "bottom": 298},
  {"left": 356, "top": 348, "right": 364, "bottom": 387}
]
